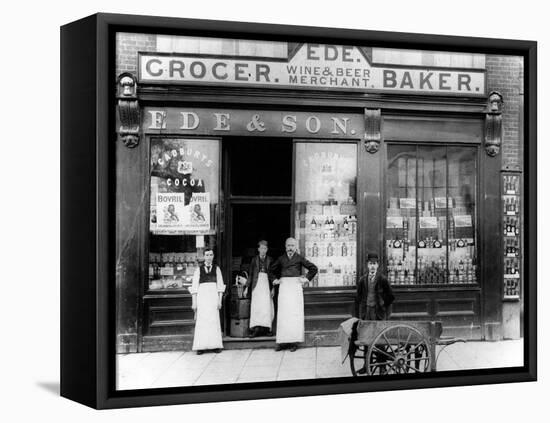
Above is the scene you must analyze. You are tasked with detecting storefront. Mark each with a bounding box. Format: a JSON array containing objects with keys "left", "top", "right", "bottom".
[{"left": 115, "top": 35, "right": 523, "bottom": 352}]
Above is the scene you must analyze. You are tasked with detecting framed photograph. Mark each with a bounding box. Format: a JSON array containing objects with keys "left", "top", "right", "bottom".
[{"left": 60, "top": 13, "right": 536, "bottom": 409}]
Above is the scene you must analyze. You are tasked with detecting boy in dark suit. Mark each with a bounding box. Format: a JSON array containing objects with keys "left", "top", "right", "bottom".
[
  {"left": 355, "top": 252, "right": 395, "bottom": 374},
  {"left": 356, "top": 252, "right": 395, "bottom": 321}
]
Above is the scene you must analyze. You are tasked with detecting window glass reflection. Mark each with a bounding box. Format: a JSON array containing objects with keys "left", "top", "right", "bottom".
[
  {"left": 386, "top": 144, "right": 477, "bottom": 286},
  {"left": 294, "top": 143, "right": 357, "bottom": 287}
]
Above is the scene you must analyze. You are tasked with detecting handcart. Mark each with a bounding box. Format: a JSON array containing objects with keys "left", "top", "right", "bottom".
[{"left": 339, "top": 318, "right": 464, "bottom": 376}]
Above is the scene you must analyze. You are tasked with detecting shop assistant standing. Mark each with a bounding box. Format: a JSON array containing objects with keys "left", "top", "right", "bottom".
[
  {"left": 239, "top": 240, "right": 275, "bottom": 337},
  {"left": 190, "top": 248, "right": 226, "bottom": 354},
  {"left": 238, "top": 240, "right": 274, "bottom": 337},
  {"left": 269, "top": 237, "right": 318, "bottom": 352}
]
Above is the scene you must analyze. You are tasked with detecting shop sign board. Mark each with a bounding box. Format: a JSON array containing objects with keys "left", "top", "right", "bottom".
[
  {"left": 139, "top": 43, "right": 486, "bottom": 96},
  {"left": 143, "top": 107, "right": 364, "bottom": 138}
]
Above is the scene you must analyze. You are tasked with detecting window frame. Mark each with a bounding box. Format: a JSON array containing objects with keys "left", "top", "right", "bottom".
[
  {"left": 292, "top": 138, "right": 361, "bottom": 291},
  {"left": 383, "top": 141, "right": 482, "bottom": 289},
  {"left": 145, "top": 135, "right": 223, "bottom": 294}
]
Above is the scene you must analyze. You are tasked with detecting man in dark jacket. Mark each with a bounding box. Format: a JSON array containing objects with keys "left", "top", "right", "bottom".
[
  {"left": 269, "top": 237, "right": 318, "bottom": 352},
  {"left": 356, "top": 252, "right": 395, "bottom": 321},
  {"left": 242, "top": 240, "right": 275, "bottom": 337},
  {"left": 355, "top": 252, "right": 395, "bottom": 374}
]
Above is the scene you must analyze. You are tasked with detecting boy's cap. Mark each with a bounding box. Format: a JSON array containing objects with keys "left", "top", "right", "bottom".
[{"left": 367, "top": 253, "right": 379, "bottom": 262}]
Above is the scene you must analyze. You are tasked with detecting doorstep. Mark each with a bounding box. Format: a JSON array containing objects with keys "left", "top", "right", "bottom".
[{"left": 223, "top": 335, "right": 276, "bottom": 350}]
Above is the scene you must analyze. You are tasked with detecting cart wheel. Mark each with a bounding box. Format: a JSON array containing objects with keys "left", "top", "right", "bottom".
[
  {"left": 349, "top": 345, "right": 368, "bottom": 376},
  {"left": 366, "top": 324, "right": 432, "bottom": 375}
]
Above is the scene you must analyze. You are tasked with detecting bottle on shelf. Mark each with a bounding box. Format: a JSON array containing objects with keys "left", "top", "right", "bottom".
[
  {"left": 341, "top": 242, "right": 348, "bottom": 257},
  {"left": 350, "top": 215, "right": 357, "bottom": 234},
  {"left": 310, "top": 216, "right": 317, "bottom": 231},
  {"left": 176, "top": 257, "right": 185, "bottom": 274}
]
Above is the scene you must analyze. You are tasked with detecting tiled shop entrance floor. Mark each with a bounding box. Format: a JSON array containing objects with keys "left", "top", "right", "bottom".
[{"left": 116, "top": 340, "right": 523, "bottom": 390}]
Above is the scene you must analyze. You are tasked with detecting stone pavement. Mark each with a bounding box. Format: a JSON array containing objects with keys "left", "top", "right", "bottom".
[{"left": 116, "top": 339, "right": 523, "bottom": 390}]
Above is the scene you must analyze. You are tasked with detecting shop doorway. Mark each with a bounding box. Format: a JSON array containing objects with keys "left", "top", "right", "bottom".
[
  {"left": 223, "top": 137, "right": 293, "bottom": 340},
  {"left": 231, "top": 203, "right": 290, "bottom": 271}
]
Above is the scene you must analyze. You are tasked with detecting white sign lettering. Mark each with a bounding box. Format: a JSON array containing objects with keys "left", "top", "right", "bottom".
[{"left": 139, "top": 44, "right": 486, "bottom": 96}]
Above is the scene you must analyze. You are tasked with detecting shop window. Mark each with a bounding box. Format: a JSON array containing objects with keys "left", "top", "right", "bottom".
[
  {"left": 148, "top": 138, "right": 220, "bottom": 291},
  {"left": 294, "top": 142, "right": 358, "bottom": 287},
  {"left": 386, "top": 144, "right": 478, "bottom": 286}
]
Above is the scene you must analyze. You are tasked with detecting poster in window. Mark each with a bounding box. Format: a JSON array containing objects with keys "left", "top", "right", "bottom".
[
  {"left": 155, "top": 192, "right": 186, "bottom": 232},
  {"left": 187, "top": 192, "right": 211, "bottom": 232}
]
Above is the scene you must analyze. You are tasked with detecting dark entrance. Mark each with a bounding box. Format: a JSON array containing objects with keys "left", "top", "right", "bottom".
[
  {"left": 223, "top": 137, "right": 293, "bottom": 341},
  {"left": 231, "top": 204, "right": 290, "bottom": 265}
]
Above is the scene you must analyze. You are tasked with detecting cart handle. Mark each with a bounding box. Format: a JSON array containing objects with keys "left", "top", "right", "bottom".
[{"left": 435, "top": 336, "right": 466, "bottom": 364}]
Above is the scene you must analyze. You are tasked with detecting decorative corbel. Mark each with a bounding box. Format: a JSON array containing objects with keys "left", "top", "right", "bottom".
[
  {"left": 484, "top": 91, "right": 503, "bottom": 157},
  {"left": 116, "top": 73, "right": 140, "bottom": 148},
  {"left": 364, "top": 108, "right": 381, "bottom": 154}
]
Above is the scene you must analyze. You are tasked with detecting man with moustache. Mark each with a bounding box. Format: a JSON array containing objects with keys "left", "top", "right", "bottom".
[{"left": 269, "top": 237, "right": 318, "bottom": 352}]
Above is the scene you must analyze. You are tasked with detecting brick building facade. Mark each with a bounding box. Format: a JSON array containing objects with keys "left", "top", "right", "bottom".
[{"left": 115, "top": 33, "right": 525, "bottom": 353}]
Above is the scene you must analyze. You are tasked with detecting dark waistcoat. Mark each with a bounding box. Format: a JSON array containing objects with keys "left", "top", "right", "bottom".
[{"left": 199, "top": 265, "right": 217, "bottom": 283}]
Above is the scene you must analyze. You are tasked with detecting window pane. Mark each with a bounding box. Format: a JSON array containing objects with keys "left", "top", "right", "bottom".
[
  {"left": 448, "top": 146, "right": 477, "bottom": 284},
  {"left": 386, "top": 144, "right": 478, "bottom": 286},
  {"left": 294, "top": 143, "right": 357, "bottom": 287},
  {"left": 148, "top": 138, "right": 220, "bottom": 291},
  {"left": 417, "top": 146, "right": 447, "bottom": 284},
  {"left": 386, "top": 145, "right": 417, "bottom": 285}
]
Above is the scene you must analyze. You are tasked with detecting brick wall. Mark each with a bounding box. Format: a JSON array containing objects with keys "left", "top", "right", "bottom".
[
  {"left": 486, "top": 55, "right": 524, "bottom": 171},
  {"left": 116, "top": 33, "right": 157, "bottom": 77}
]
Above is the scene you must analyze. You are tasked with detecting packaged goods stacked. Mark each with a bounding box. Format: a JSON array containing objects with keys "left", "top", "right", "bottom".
[
  {"left": 386, "top": 195, "right": 477, "bottom": 286},
  {"left": 148, "top": 251, "right": 198, "bottom": 290},
  {"left": 295, "top": 199, "right": 357, "bottom": 287},
  {"left": 502, "top": 174, "right": 521, "bottom": 300}
]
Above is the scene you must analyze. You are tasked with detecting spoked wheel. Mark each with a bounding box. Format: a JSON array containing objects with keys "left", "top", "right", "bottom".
[
  {"left": 349, "top": 344, "right": 368, "bottom": 376},
  {"left": 366, "top": 324, "right": 432, "bottom": 375}
]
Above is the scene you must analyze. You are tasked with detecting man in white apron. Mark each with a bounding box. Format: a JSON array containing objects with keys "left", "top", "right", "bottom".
[
  {"left": 189, "top": 248, "right": 226, "bottom": 354},
  {"left": 269, "top": 237, "right": 318, "bottom": 352},
  {"left": 242, "top": 240, "right": 275, "bottom": 337}
]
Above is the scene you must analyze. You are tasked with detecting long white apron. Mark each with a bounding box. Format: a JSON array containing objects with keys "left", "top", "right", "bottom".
[
  {"left": 249, "top": 272, "right": 274, "bottom": 329},
  {"left": 276, "top": 277, "right": 305, "bottom": 344},
  {"left": 192, "top": 282, "right": 223, "bottom": 350}
]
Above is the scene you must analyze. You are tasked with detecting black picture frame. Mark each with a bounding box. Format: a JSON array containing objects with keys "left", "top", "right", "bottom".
[{"left": 60, "top": 12, "right": 537, "bottom": 409}]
